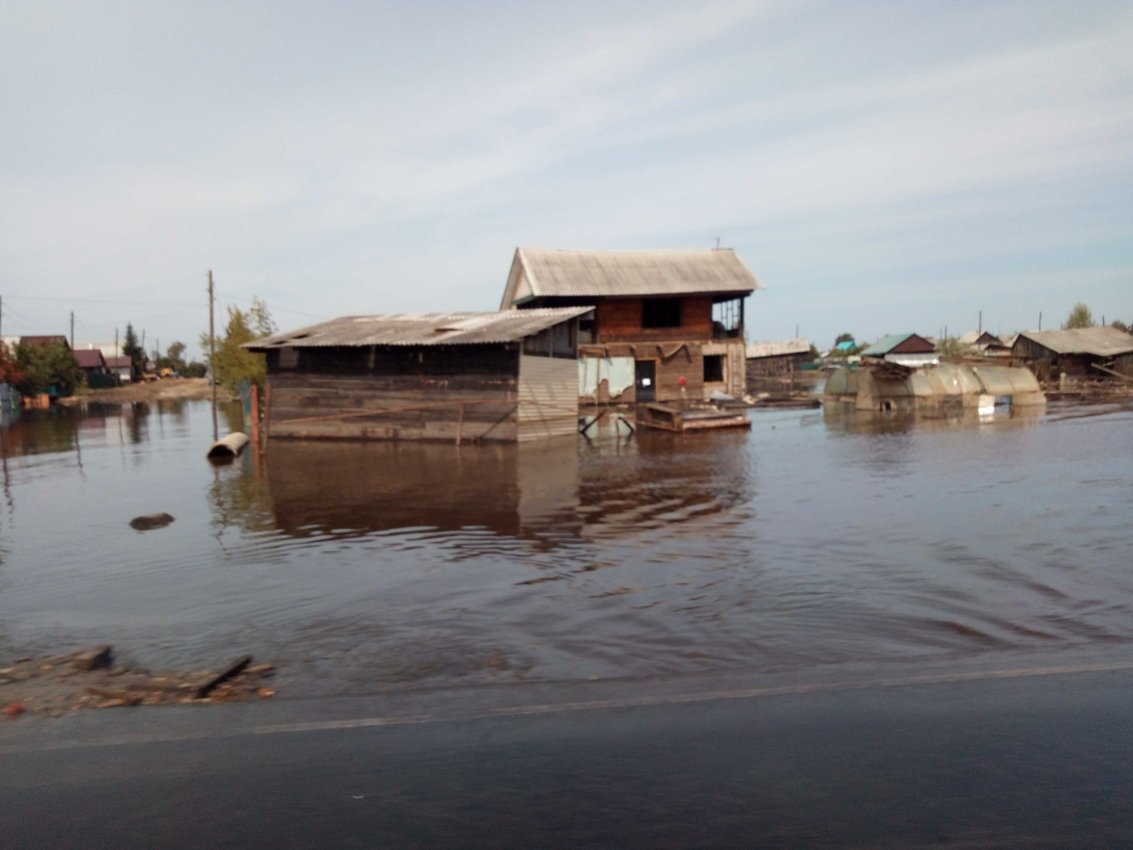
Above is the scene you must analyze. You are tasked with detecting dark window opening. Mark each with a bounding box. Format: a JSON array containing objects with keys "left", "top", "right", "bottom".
[
  {"left": 642, "top": 298, "right": 682, "bottom": 329},
  {"left": 704, "top": 354, "right": 725, "bottom": 383}
]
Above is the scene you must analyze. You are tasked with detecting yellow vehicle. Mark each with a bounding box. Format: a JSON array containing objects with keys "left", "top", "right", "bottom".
[{"left": 159, "top": 367, "right": 174, "bottom": 378}]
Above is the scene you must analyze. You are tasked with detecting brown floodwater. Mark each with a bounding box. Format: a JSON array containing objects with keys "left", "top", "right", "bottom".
[{"left": 1, "top": 398, "right": 1130, "bottom": 698}]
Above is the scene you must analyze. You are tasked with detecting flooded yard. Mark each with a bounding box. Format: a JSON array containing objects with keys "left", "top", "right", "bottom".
[{"left": 1, "top": 398, "right": 1131, "bottom": 699}]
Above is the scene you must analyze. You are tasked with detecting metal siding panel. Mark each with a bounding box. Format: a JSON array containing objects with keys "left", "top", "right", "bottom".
[{"left": 518, "top": 355, "right": 578, "bottom": 441}]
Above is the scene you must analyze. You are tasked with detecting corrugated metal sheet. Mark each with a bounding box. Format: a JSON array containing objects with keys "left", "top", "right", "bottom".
[
  {"left": 517, "top": 355, "right": 578, "bottom": 441},
  {"left": 245, "top": 308, "right": 592, "bottom": 350},
  {"left": 504, "top": 248, "right": 762, "bottom": 304},
  {"left": 746, "top": 339, "right": 811, "bottom": 359},
  {"left": 1014, "top": 327, "right": 1133, "bottom": 357}
]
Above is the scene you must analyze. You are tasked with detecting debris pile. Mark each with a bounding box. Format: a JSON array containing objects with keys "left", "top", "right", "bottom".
[{"left": 1, "top": 646, "right": 276, "bottom": 719}]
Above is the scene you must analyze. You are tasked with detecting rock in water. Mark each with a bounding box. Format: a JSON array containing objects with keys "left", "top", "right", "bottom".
[{"left": 129, "top": 513, "right": 174, "bottom": 531}]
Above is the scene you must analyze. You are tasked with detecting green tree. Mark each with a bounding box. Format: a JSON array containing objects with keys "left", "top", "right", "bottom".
[
  {"left": 1112, "top": 319, "right": 1130, "bottom": 334},
  {"left": 834, "top": 332, "right": 855, "bottom": 346},
  {"left": 156, "top": 340, "right": 188, "bottom": 375},
  {"left": 200, "top": 297, "right": 276, "bottom": 391},
  {"left": 122, "top": 323, "right": 145, "bottom": 380},
  {"left": 14, "top": 340, "right": 83, "bottom": 396},
  {"left": 1064, "top": 303, "right": 1094, "bottom": 329}
]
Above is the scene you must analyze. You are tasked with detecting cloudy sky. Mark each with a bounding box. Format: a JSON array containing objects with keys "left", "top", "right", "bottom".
[{"left": 2, "top": 0, "right": 1130, "bottom": 357}]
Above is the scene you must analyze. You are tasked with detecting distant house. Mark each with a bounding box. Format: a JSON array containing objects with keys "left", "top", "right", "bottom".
[
  {"left": 499, "top": 248, "right": 761, "bottom": 404},
  {"left": 746, "top": 339, "right": 813, "bottom": 379},
  {"left": 1012, "top": 327, "right": 1133, "bottom": 384},
  {"left": 19, "top": 335, "right": 72, "bottom": 350},
  {"left": 74, "top": 348, "right": 109, "bottom": 376},
  {"left": 958, "top": 330, "right": 1010, "bottom": 356},
  {"left": 860, "top": 334, "right": 938, "bottom": 367},
  {"left": 105, "top": 355, "right": 133, "bottom": 384},
  {"left": 244, "top": 309, "right": 590, "bottom": 443}
]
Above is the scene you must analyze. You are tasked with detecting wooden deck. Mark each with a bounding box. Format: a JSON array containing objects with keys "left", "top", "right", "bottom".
[{"left": 635, "top": 403, "right": 751, "bottom": 433}]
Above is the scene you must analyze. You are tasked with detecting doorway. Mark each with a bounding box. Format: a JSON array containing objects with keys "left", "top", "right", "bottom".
[{"left": 635, "top": 360, "right": 656, "bottom": 403}]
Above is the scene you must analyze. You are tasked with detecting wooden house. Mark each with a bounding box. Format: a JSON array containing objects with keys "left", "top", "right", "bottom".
[
  {"left": 1012, "top": 327, "right": 1133, "bottom": 384},
  {"left": 499, "top": 248, "right": 761, "bottom": 405},
  {"left": 746, "top": 339, "right": 813, "bottom": 378},
  {"left": 244, "top": 309, "right": 590, "bottom": 443}
]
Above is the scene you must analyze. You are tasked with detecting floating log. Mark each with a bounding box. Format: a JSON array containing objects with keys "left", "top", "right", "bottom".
[
  {"left": 129, "top": 513, "right": 174, "bottom": 531},
  {"left": 206, "top": 432, "right": 250, "bottom": 461},
  {"left": 195, "top": 655, "right": 252, "bottom": 699}
]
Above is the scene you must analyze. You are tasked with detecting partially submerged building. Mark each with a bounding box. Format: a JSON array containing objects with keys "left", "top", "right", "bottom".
[
  {"left": 860, "top": 333, "right": 938, "bottom": 367},
  {"left": 746, "top": 339, "right": 813, "bottom": 379},
  {"left": 499, "top": 248, "right": 761, "bottom": 405},
  {"left": 1011, "top": 327, "right": 1133, "bottom": 384},
  {"left": 825, "top": 362, "right": 1045, "bottom": 413},
  {"left": 244, "top": 309, "right": 590, "bottom": 443}
]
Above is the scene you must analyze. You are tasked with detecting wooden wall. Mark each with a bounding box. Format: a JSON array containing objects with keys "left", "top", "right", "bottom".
[
  {"left": 266, "top": 345, "right": 522, "bottom": 443},
  {"left": 595, "top": 297, "right": 714, "bottom": 342}
]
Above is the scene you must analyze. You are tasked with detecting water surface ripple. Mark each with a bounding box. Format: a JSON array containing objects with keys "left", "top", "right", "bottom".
[{"left": 1, "top": 399, "right": 1130, "bottom": 697}]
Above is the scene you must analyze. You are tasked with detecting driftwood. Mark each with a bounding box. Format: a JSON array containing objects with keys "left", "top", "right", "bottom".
[{"left": 195, "top": 655, "right": 253, "bottom": 699}]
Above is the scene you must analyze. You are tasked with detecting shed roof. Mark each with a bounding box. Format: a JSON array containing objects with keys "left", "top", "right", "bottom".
[
  {"left": 1015, "top": 327, "right": 1133, "bottom": 357},
  {"left": 501, "top": 248, "right": 762, "bottom": 307},
  {"left": 105, "top": 356, "right": 131, "bottom": 369},
  {"left": 746, "top": 339, "right": 811, "bottom": 359},
  {"left": 244, "top": 308, "right": 593, "bottom": 351}
]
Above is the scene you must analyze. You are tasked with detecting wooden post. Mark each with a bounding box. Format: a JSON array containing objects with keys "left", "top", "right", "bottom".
[
  {"left": 456, "top": 402, "right": 464, "bottom": 447},
  {"left": 208, "top": 270, "right": 218, "bottom": 442}
]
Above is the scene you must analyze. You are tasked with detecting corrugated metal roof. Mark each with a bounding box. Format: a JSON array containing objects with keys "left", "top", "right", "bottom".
[
  {"left": 861, "top": 333, "right": 935, "bottom": 356},
  {"left": 244, "top": 308, "right": 593, "bottom": 350},
  {"left": 1015, "top": 327, "right": 1133, "bottom": 357},
  {"left": 503, "top": 248, "right": 762, "bottom": 305},
  {"left": 746, "top": 339, "right": 811, "bottom": 359}
]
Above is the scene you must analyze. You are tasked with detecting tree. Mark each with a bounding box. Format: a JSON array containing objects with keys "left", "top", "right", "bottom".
[
  {"left": 1112, "top": 320, "right": 1130, "bottom": 334},
  {"left": 200, "top": 297, "right": 276, "bottom": 391},
  {"left": 0, "top": 341, "right": 24, "bottom": 386},
  {"left": 1063, "top": 303, "right": 1094, "bottom": 330},
  {"left": 834, "top": 332, "right": 855, "bottom": 346},
  {"left": 156, "top": 341, "right": 188, "bottom": 375},
  {"left": 122, "top": 323, "right": 145, "bottom": 380},
  {"left": 13, "top": 340, "right": 83, "bottom": 396}
]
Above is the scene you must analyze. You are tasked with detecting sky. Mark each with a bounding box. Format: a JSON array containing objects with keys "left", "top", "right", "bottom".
[{"left": 2, "top": 0, "right": 1131, "bottom": 358}]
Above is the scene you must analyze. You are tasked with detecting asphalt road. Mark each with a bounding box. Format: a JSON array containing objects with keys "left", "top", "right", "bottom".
[{"left": 4, "top": 659, "right": 1133, "bottom": 849}]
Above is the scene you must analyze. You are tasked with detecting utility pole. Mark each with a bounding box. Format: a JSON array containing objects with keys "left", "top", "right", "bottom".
[
  {"left": 1039, "top": 312, "right": 1043, "bottom": 331},
  {"left": 70, "top": 311, "right": 74, "bottom": 349},
  {"left": 115, "top": 328, "right": 119, "bottom": 356},
  {"left": 209, "top": 270, "right": 218, "bottom": 441},
  {"left": 978, "top": 310, "right": 982, "bottom": 334}
]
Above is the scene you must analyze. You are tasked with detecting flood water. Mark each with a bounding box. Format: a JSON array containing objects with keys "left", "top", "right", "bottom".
[{"left": 1, "top": 398, "right": 1131, "bottom": 699}]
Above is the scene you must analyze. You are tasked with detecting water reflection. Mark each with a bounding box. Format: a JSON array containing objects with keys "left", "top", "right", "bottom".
[
  {"left": 822, "top": 404, "right": 1046, "bottom": 435},
  {"left": 260, "top": 438, "right": 583, "bottom": 541}
]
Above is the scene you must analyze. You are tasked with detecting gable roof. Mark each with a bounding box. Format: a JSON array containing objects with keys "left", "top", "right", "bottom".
[
  {"left": 861, "top": 333, "right": 936, "bottom": 356},
  {"left": 244, "top": 308, "right": 593, "bottom": 351},
  {"left": 1014, "top": 327, "right": 1133, "bottom": 357},
  {"left": 500, "top": 248, "right": 762, "bottom": 308},
  {"left": 74, "top": 349, "right": 107, "bottom": 369},
  {"left": 19, "top": 335, "right": 70, "bottom": 349}
]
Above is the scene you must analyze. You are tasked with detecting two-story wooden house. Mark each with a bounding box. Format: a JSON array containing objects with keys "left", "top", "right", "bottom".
[{"left": 499, "top": 248, "right": 761, "bottom": 405}]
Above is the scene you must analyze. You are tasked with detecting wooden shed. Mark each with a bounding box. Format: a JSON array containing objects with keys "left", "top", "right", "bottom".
[
  {"left": 499, "top": 248, "right": 761, "bottom": 405},
  {"left": 1011, "top": 327, "right": 1133, "bottom": 385},
  {"left": 244, "top": 309, "right": 590, "bottom": 443}
]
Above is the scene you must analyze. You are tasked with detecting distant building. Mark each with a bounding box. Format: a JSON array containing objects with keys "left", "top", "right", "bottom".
[
  {"left": 245, "top": 309, "right": 590, "bottom": 443},
  {"left": 860, "top": 333, "right": 939, "bottom": 367},
  {"left": 105, "top": 356, "right": 133, "bottom": 384},
  {"left": 1012, "top": 327, "right": 1133, "bottom": 384},
  {"left": 499, "top": 248, "right": 761, "bottom": 404},
  {"left": 745, "top": 339, "right": 813, "bottom": 379}
]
